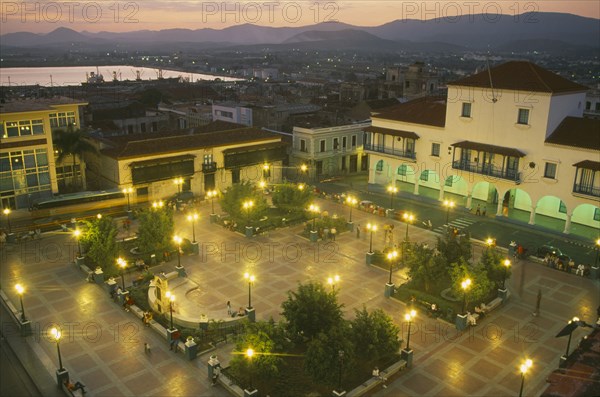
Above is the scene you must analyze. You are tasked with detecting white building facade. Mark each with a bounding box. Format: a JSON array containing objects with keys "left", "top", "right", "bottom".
[{"left": 365, "top": 61, "right": 599, "bottom": 236}]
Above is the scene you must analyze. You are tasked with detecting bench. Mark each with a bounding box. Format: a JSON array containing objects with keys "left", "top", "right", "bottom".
[
  {"left": 486, "top": 297, "right": 503, "bottom": 312},
  {"left": 61, "top": 382, "right": 85, "bottom": 397}
]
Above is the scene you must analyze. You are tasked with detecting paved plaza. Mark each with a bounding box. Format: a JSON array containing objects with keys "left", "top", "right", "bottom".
[{"left": 1, "top": 195, "right": 599, "bottom": 396}]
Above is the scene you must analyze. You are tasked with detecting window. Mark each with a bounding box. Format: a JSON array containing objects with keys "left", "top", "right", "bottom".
[
  {"left": 49, "top": 112, "right": 76, "bottom": 128},
  {"left": 405, "top": 81, "right": 410, "bottom": 88},
  {"left": 300, "top": 139, "right": 307, "bottom": 152},
  {"left": 342, "top": 137, "right": 347, "bottom": 149},
  {"left": 586, "top": 101, "right": 591, "bottom": 110},
  {"left": 352, "top": 135, "right": 357, "bottom": 147},
  {"left": 397, "top": 165, "right": 407, "bottom": 176},
  {"left": 203, "top": 154, "right": 213, "bottom": 164},
  {"left": 341, "top": 156, "right": 346, "bottom": 171},
  {"left": 558, "top": 201, "right": 567, "bottom": 214},
  {"left": 431, "top": 143, "right": 440, "bottom": 157},
  {"left": 333, "top": 138, "right": 339, "bottom": 150},
  {"left": 420, "top": 170, "right": 429, "bottom": 181},
  {"left": 232, "top": 169, "right": 240, "bottom": 183},
  {"left": 320, "top": 140, "right": 326, "bottom": 152},
  {"left": 544, "top": 162, "right": 557, "bottom": 179},
  {"left": 445, "top": 176, "right": 453, "bottom": 187},
  {"left": 140, "top": 123, "right": 146, "bottom": 133},
  {"left": 461, "top": 103, "right": 471, "bottom": 117},
  {"left": 375, "top": 160, "right": 383, "bottom": 172},
  {"left": 594, "top": 208, "right": 600, "bottom": 221},
  {"left": 3, "top": 120, "right": 44, "bottom": 138},
  {"left": 596, "top": 103, "right": 600, "bottom": 112},
  {"left": 151, "top": 122, "right": 158, "bottom": 132},
  {"left": 517, "top": 108, "right": 530, "bottom": 125}
]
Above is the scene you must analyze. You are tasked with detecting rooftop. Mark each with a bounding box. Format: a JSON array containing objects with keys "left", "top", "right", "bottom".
[
  {"left": 448, "top": 61, "right": 588, "bottom": 93},
  {"left": 373, "top": 96, "right": 447, "bottom": 127},
  {"left": 545, "top": 117, "right": 600, "bottom": 151},
  {"left": 0, "top": 96, "right": 88, "bottom": 114}
]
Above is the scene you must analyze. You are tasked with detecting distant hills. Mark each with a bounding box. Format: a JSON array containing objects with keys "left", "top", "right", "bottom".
[{"left": 1, "top": 13, "right": 598, "bottom": 54}]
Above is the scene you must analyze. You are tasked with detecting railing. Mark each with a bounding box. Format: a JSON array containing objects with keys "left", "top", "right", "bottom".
[
  {"left": 202, "top": 162, "right": 217, "bottom": 173},
  {"left": 573, "top": 183, "right": 600, "bottom": 198},
  {"left": 363, "top": 143, "right": 416, "bottom": 160},
  {"left": 452, "top": 161, "right": 521, "bottom": 182}
]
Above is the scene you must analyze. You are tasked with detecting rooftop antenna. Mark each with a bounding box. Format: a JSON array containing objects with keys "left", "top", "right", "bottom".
[{"left": 486, "top": 48, "right": 497, "bottom": 103}]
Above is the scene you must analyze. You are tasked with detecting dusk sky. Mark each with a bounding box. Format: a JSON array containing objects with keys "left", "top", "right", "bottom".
[{"left": 1, "top": 0, "right": 599, "bottom": 33}]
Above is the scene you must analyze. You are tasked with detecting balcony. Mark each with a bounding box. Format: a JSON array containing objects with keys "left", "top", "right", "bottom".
[
  {"left": 573, "top": 184, "right": 600, "bottom": 198},
  {"left": 364, "top": 143, "right": 416, "bottom": 160},
  {"left": 202, "top": 162, "right": 217, "bottom": 173},
  {"left": 452, "top": 161, "right": 521, "bottom": 182}
]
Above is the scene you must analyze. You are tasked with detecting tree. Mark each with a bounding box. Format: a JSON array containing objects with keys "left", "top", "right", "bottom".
[
  {"left": 437, "top": 231, "right": 472, "bottom": 266},
  {"left": 229, "top": 322, "right": 284, "bottom": 388},
  {"left": 350, "top": 306, "right": 400, "bottom": 361},
  {"left": 220, "top": 181, "right": 268, "bottom": 227},
  {"left": 271, "top": 183, "right": 312, "bottom": 214},
  {"left": 479, "top": 247, "right": 512, "bottom": 287},
  {"left": 281, "top": 282, "right": 344, "bottom": 341},
  {"left": 83, "top": 216, "right": 118, "bottom": 271},
  {"left": 405, "top": 243, "right": 448, "bottom": 293},
  {"left": 304, "top": 325, "right": 355, "bottom": 386},
  {"left": 137, "top": 207, "right": 174, "bottom": 256},
  {"left": 53, "top": 126, "right": 98, "bottom": 190},
  {"left": 449, "top": 258, "right": 494, "bottom": 308}
]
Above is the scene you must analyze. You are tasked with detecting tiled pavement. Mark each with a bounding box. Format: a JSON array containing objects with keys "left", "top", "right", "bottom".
[{"left": 1, "top": 196, "right": 598, "bottom": 396}]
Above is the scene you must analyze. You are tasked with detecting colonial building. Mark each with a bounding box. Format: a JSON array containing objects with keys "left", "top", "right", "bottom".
[
  {"left": 291, "top": 121, "right": 371, "bottom": 180},
  {"left": 0, "top": 97, "right": 88, "bottom": 209},
  {"left": 85, "top": 123, "right": 287, "bottom": 203},
  {"left": 365, "top": 61, "right": 599, "bottom": 236}
]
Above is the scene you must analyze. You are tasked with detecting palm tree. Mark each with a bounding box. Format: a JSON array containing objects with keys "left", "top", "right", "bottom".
[{"left": 53, "top": 126, "right": 98, "bottom": 190}]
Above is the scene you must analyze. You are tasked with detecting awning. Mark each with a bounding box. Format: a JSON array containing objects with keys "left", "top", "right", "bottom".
[
  {"left": 364, "top": 126, "right": 420, "bottom": 140},
  {"left": 130, "top": 154, "right": 196, "bottom": 168},
  {"left": 573, "top": 160, "right": 600, "bottom": 172},
  {"left": 451, "top": 141, "right": 526, "bottom": 158}
]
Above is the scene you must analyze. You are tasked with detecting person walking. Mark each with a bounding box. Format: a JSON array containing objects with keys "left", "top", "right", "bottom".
[
  {"left": 144, "top": 342, "right": 151, "bottom": 353},
  {"left": 226, "top": 301, "right": 232, "bottom": 316},
  {"left": 475, "top": 204, "right": 481, "bottom": 216},
  {"left": 330, "top": 227, "right": 337, "bottom": 241},
  {"left": 533, "top": 289, "right": 542, "bottom": 316},
  {"left": 356, "top": 224, "right": 361, "bottom": 239}
]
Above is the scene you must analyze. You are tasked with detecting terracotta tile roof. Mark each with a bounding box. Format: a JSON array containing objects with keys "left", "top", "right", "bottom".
[
  {"left": 373, "top": 96, "right": 446, "bottom": 127},
  {"left": 448, "top": 61, "right": 588, "bottom": 93},
  {"left": 545, "top": 117, "right": 600, "bottom": 151},
  {"left": 451, "top": 141, "right": 526, "bottom": 157},
  {"left": 99, "top": 127, "right": 283, "bottom": 159}
]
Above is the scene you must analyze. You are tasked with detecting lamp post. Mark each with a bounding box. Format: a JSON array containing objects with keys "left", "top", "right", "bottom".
[
  {"left": 387, "top": 250, "right": 398, "bottom": 285},
  {"left": 122, "top": 187, "right": 133, "bottom": 211},
  {"left": 501, "top": 259, "right": 511, "bottom": 290},
  {"left": 74, "top": 229, "right": 82, "bottom": 257},
  {"left": 117, "top": 257, "right": 127, "bottom": 290},
  {"left": 152, "top": 200, "right": 164, "bottom": 209},
  {"left": 387, "top": 186, "right": 398, "bottom": 210},
  {"left": 327, "top": 275, "right": 340, "bottom": 292},
  {"left": 187, "top": 213, "right": 198, "bottom": 243},
  {"left": 15, "top": 284, "right": 26, "bottom": 322},
  {"left": 404, "top": 310, "right": 416, "bottom": 350},
  {"left": 174, "top": 177, "right": 184, "bottom": 194},
  {"left": 563, "top": 316, "right": 580, "bottom": 360},
  {"left": 595, "top": 238, "right": 600, "bottom": 267},
  {"left": 244, "top": 272, "right": 255, "bottom": 309},
  {"left": 461, "top": 278, "right": 472, "bottom": 314},
  {"left": 246, "top": 348, "right": 255, "bottom": 391},
  {"left": 50, "top": 327, "right": 64, "bottom": 371},
  {"left": 518, "top": 359, "right": 533, "bottom": 397},
  {"left": 367, "top": 223, "right": 377, "bottom": 253},
  {"left": 97, "top": 213, "right": 102, "bottom": 219},
  {"left": 443, "top": 200, "right": 455, "bottom": 225},
  {"left": 346, "top": 196, "right": 357, "bottom": 222},
  {"left": 3, "top": 208, "right": 11, "bottom": 234},
  {"left": 243, "top": 200, "right": 254, "bottom": 226},
  {"left": 173, "top": 235, "right": 182, "bottom": 267},
  {"left": 262, "top": 163, "right": 270, "bottom": 180},
  {"left": 258, "top": 180, "right": 266, "bottom": 190},
  {"left": 309, "top": 204, "right": 320, "bottom": 231},
  {"left": 206, "top": 190, "right": 217, "bottom": 214},
  {"left": 486, "top": 237, "right": 496, "bottom": 250},
  {"left": 337, "top": 350, "right": 345, "bottom": 393},
  {"left": 297, "top": 183, "right": 305, "bottom": 191},
  {"left": 403, "top": 213, "right": 414, "bottom": 241},
  {"left": 165, "top": 291, "right": 175, "bottom": 330}
]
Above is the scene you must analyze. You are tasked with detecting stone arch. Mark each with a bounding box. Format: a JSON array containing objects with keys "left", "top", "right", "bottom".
[
  {"left": 471, "top": 181, "right": 499, "bottom": 214},
  {"left": 372, "top": 159, "right": 392, "bottom": 185},
  {"left": 535, "top": 195, "right": 567, "bottom": 233},
  {"left": 500, "top": 188, "right": 533, "bottom": 222},
  {"left": 441, "top": 174, "right": 469, "bottom": 205},
  {"left": 571, "top": 203, "right": 600, "bottom": 238},
  {"left": 415, "top": 169, "right": 442, "bottom": 200}
]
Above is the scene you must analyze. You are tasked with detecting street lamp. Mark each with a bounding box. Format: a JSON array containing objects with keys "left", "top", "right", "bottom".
[
  {"left": 297, "top": 183, "right": 305, "bottom": 191},
  {"left": 443, "top": 199, "right": 455, "bottom": 225},
  {"left": 73, "top": 229, "right": 82, "bottom": 256},
  {"left": 327, "top": 275, "right": 340, "bottom": 291},
  {"left": 262, "top": 163, "right": 270, "bottom": 179},
  {"left": 258, "top": 180, "right": 266, "bottom": 190},
  {"left": 461, "top": 278, "right": 472, "bottom": 314},
  {"left": 387, "top": 250, "right": 398, "bottom": 285},
  {"left": 244, "top": 272, "right": 255, "bottom": 309},
  {"left": 403, "top": 212, "right": 414, "bottom": 241},
  {"left": 404, "top": 309, "right": 416, "bottom": 350},
  {"left": 563, "top": 316, "right": 580, "bottom": 360},
  {"left": 486, "top": 238, "right": 496, "bottom": 249},
  {"left": 337, "top": 350, "right": 345, "bottom": 392},
  {"left": 387, "top": 186, "right": 398, "bottom": 210},
  {"left": 518, "top": 358, "right": 533, "bottom": 397},
  {"left": 152, "top": 200, "right": 164, "bottom": 209},
  {"left": 367, "top": 223, "right": 377, "bottom": 253},
  {"left": 117, "top": 257, "right": 127, "bottom": 290},
  {"left": 50, "top": 327, "right": 64, "bottom": 371},
  {"left": 187, "top": 213, "right": 198, "bottom": 243},
  {"left": 174, "top": 177, "right": 184, "bottom": 194},
  {"left": 300, "top": 163, "right": 308, "bottom": 182},
  {"left": 165, "top": 291, "right": 175, "bottom": 330},
  {"left": 96, "top": 213, "right": 102, "bottom": 219},
  {"left": 15, "top": 284, "right": 26, "bottom": 322},
  {"left": 309, "top": 204, "right": 320, "bottom": 231},
  {"left": 595, "top": 238, "right": 600, "bottom": 267},
  {"left": 346, "top": 196, "right": 357, "bottom": 223},
  {"left": 206, "top": 190, "right": 218, "bottom": 214},
  {"left": 173, "top": 235, "right": 182, "bottom": 267},
  {"left": 3, "top": 208, "right": 11, "bottom": 234},
  {"left": 501, "top": 259, "right": 511, "bottom": 289},
  {"left": 246, "top": 348, "right": 255, "bottom": 390},
  {"left": 122, "top": 187, "right": 133, "bottom": 211},
  {"left": 243, "top": 200, "right": 254, "bottom": 226}
]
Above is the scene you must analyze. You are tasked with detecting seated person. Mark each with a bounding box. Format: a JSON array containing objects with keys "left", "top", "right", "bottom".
[
  {"left": 65, "top": 380, "right": 86, "bottom": 394},
  {"left": 238, "top": 307, "right": 245, "bottom": 316}
]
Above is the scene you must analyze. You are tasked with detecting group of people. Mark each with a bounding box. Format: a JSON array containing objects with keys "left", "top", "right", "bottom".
[
  {"left": 227, "top": 301, "right": 246, "bottom": 318},
  {"left": 474, "top": 204, "right": 487, "bottom": 216},
  {"left": 543, "top": 254, "right": 587, "bottom": 276},
  {"left": 142, "top": 311, "right": 153, "bottom": 326}
]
